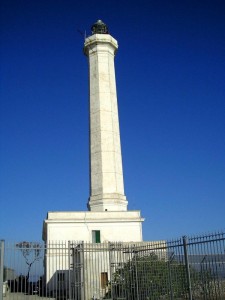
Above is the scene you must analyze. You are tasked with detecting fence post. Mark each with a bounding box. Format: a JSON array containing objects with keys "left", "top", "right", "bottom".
[
  {"left": 133, "top": 250, "right": 140, "bottom": 300},
  {"left": 68, "top": 241, "right": 71, "bottom": 300},
  {"left": 183, "top": 236, "right": 192, "bottom": 300},
  {"left": 108, "top": 242, "right": 114, "bottom": 300},
  {"left": 0, "top": 240, "right": 5, "bottom": 300},
  {"left": 168, "top": 252, "right": 174, "bottom": 300},
  {"left": 81, "top": 242, "right": 85, "bottom": 300}
]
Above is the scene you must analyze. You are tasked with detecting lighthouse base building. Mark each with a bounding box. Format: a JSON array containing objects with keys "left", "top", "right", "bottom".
[{"left": 42, "top": 211, "right": 143, "bottom": 243}]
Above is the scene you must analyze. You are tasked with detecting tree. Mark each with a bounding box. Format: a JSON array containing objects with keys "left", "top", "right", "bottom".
[
  {"left": 16, "top": 241, "right": 42, "bottom": 282},
  {"left": 108, "top": 252, "right": 189, "bottom": 300}
]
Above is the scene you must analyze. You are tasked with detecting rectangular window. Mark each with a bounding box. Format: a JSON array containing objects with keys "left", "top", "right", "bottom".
[
  {"left": 92, "top": 230, "right": 101, "bottom": 243},
  {"left": 101, "top": 272, "right": 108, "bottom": 289}
]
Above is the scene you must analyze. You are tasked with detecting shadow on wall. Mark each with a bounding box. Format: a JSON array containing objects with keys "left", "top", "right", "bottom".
[{"left": 46, "top": 270, "right": 83, "bottom": 299}]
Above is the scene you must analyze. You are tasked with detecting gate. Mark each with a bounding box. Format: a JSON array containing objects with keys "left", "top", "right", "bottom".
[{"left": 69, "top": 242, "right": 85, "bottom": 300}]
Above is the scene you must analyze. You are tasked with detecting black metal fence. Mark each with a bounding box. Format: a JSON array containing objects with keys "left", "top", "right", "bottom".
[
  {"left": 108, "top": 233, "right": 225, "bottom": 300},
  {"left": 0, "top": 231, "right": 224, "bottom": 300}
]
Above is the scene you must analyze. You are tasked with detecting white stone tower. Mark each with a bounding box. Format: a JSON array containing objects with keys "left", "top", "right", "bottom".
[
  {"left": 43, "top": 20, "right": 144, "bottom": 244},
  {"left": 84, "top": 20, "right": 127, "bottom": 212}
]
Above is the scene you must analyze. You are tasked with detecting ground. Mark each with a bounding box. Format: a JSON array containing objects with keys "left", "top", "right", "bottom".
[{"left": 4, "top": 293, "right": 55, "bottom": 300}]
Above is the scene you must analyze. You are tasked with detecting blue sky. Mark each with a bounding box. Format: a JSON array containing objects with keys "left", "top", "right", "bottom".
[{"left": 0, "top": 0, "right": 224, "bottom": 242}]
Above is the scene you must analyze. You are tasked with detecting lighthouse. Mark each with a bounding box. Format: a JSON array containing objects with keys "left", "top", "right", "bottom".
[
  {"left": 43, "top": 20, "right": 144, "bottom": 244},
  {"left": 84, "top": 20, "right": 128, "bottom": 212}
]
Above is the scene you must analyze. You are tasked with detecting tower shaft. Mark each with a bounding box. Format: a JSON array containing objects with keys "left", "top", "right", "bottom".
[{"left": 84, "top": 33, "right": 128, "bottom": 212}]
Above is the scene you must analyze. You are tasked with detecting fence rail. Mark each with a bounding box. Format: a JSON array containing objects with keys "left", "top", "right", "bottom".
[{"left": 0, "top": 231, "right": 224, "bottom": 300}]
